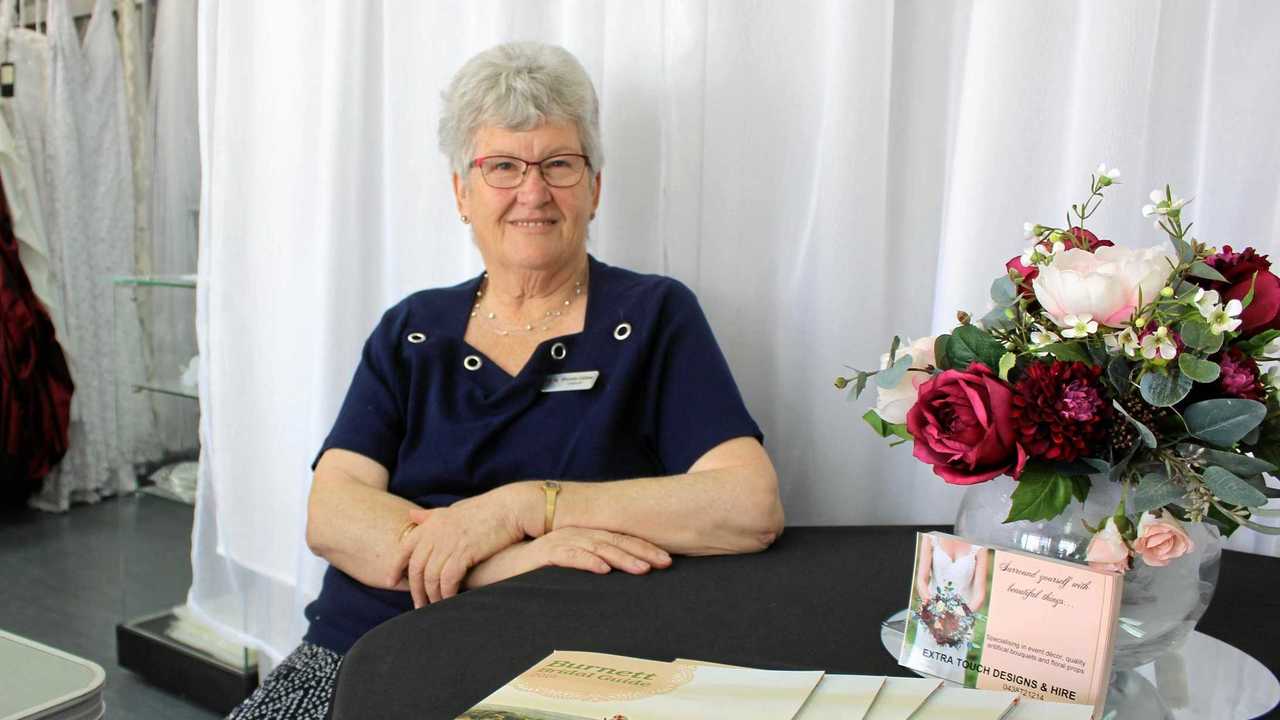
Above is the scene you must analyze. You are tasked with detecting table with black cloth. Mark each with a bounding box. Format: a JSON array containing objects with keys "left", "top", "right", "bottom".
[{"left": 329, "top": 526, "right": 1280, "bottom": 720}]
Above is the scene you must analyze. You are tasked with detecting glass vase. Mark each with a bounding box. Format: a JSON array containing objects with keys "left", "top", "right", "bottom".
[{"left": 954, "top": 475, "right": 1222, "bottom": 670}]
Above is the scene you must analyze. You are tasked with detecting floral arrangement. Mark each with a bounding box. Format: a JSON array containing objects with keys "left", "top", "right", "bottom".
[
  {"left": 913, "top": 581, "right": 980, "bottom": 648},
  {"left": 838, "top": 165, "right": 1280, "bottom": 572}
]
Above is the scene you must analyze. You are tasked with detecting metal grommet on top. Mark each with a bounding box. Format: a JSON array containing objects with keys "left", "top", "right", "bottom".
[
  {"left": 463, "top": 355, "right": 482, "bottom": 371},
  {"left": 406, "top": 332, "right": 426, "bottom": 344},
  {"left": 613, "top": 322, "right": 632, "bottom": 341},
  {"left": 550, "top": 342, "right": 567, "bottom": 360}
]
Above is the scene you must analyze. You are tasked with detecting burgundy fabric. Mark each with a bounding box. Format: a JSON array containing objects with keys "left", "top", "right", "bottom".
[{"left": 0, "top": 176, "right": 73, "bottom": 503}]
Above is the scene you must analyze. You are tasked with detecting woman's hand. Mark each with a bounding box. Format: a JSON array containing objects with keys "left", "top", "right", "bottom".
[
  {"left": 401, "top": 489, "right": 529, "bottom": 607},
  {"left": 466, "top": 528, "right": 673, "bottom": 590}
]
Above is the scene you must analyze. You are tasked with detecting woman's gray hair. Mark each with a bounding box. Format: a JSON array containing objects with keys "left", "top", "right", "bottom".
[{"left": 439, "top": 42, "right": 603, "bottom": 179}]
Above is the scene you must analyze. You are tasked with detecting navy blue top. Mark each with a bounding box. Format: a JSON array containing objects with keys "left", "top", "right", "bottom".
[{"left": 303, "top": 255, "right": 763, "bottom": 654}]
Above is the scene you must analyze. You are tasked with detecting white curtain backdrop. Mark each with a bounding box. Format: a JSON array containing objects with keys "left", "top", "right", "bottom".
[{"left": 193, "top": 0, "right": 1280, "bottom": 663}]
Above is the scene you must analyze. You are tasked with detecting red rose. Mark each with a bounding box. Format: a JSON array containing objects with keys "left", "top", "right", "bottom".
[
  {"left": 906, "top": 362, "right": 1028, "bottom": 485},
  {"left": 1202, "top": 246, "right": 1280, "bottom": 337},
  {"left": 1006, "top": 227, "right": 1114, "bottom": 295}
]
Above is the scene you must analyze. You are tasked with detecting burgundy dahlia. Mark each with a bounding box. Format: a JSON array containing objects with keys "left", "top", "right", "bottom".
[
  {"left": 1217, "top": 348, "right": 1266, "bottom": 401},
  {"left": 1011, "top": 361, "right": 1110, "bottom": 462}
]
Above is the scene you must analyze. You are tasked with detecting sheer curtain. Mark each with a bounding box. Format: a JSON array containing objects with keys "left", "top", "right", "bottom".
[{"left": 193, "top": 0, "right": 1280, "bottom": 663}]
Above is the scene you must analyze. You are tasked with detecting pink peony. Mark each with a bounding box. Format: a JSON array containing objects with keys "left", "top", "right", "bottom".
[
  {"left": 905, "top": 362, "right": 1028, "bottom": 485},
  {"left": 1033, "top": 245, "right": 1174, "bottom": 328},
  {"left": 1133, "top": 511, "right": 1194, "bottom": 567},
  {"left": 1086, "top": 518, "right": 1131, "bottom": 574}
]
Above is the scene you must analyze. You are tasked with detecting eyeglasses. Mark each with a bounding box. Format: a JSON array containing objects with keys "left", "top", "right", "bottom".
[{"left": 471, "top": 153, "right": 591, "bottom": 189}]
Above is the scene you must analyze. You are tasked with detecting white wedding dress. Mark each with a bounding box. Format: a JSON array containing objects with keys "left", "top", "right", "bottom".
[{"left": 907, "top": 542, "right": 980, "bottom": 684}]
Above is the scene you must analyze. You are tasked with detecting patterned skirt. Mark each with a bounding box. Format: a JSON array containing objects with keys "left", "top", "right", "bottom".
[{"left": 227, "top": 642, "right": 342, "bottom": 720}]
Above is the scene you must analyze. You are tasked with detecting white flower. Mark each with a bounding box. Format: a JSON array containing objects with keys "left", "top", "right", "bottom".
[
  {"left": 1142, "top": 189, "right": 1189, "bottom": 218},
  {"left": 1206, "top": 299, "right": 1243, "bottom": 334},
  {"left": 1033, "top": 245, "right": 1176, "bottom": 329},
  {"left": 1061, "top": 314, "right": 1098, "bottom": 339},
  {"left": 1264, "top": 366, "right": 1280, "bottom": 391},
  {"left": 1050, "top": 240, "right": 1067, "bottom": 255},
  {"left": 1104, "top": 328, "right": 1142, "bottom": 358},
  {"left": 1024, "top": 222, "right": 1040, "bottom": 239},
  {"left": 1030, "top": 326, "right": 1061, "bottom": 347},
  {"left": 1095, "top": 163, "right": 1121, "bottom": 185},
  {"left": 1140, "top": 326, "right": 1178, "bottom": 360},
  {"left": 1193, "top": 288, "right": 1221, "bottom": 317},
  {"left": 874, "top": 336, "right": 938, "bottom": 424}
]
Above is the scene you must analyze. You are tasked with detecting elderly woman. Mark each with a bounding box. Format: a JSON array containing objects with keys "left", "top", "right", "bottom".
[{"left": 227, "top": 41, "right": 782, "bottom": 719}]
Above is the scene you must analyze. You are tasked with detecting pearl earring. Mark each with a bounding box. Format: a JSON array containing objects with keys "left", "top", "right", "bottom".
[{"left": 461, "top": 215, "right": 470, "bottom": 224}]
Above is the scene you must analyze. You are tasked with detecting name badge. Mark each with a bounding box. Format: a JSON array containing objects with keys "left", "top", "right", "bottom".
[{"left": 541, "top": 370, "right": 599, "bottom": 393}]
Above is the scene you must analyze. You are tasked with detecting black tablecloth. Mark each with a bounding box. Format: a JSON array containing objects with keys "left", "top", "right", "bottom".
[{"left": 329, "top": 526, "right": 1280, "bottom": 720}]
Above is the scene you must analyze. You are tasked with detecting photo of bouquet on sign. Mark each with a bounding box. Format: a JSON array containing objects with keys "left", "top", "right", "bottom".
[
  {"left": 912, "top": 581, "right": 981, "bottom": 649},
  {"left": 837, "top": 165, "right": 1280, "bottom": 572}
]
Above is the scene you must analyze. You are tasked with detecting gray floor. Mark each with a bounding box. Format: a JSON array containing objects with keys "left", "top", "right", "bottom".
[{"left": 0, "top": 493, "right": 222, "bottom": 720}]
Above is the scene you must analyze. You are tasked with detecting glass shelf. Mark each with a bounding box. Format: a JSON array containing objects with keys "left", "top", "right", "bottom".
[{"left": 112, "top": 274, "right": 197, "bottom": 289}]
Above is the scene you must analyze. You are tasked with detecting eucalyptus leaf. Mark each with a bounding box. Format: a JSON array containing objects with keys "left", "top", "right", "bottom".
[
  {"left": 1243, "top": 424, "right": 1262, "bottom": 446},
  {"left": 1177, "top": 354, "right": 1221, "bottom": 383},
  {"left": 1106, "top": 357, "right": 1133, "bottom": 394},
  {"left": 1111, "top": 400, "right": 1158, "bottom": 448},
  {"left": 1199, "top": 448, "right": 1277, "bottom": 476},
  {"left": 1178, "top": 318, "right": 1223, "bottom": 354},
  {"left": 980, "top": 305, "right": 1015, "bottom": 332},
  {"left": 990, "top": 276, "right": 1019, "bottom": 307},
  {"left": 1005, "top": 465, "right": 1076, "bottom": 523},
  {"left": 950, "top": 324, "right": 1006, "bottom": 370},
  {"left": 876, "top": 354, "right": 913, "bottom": 389},
  {"left": 1201, "top": 466, "right": 1268, "bottom": 507},
  {"left": 1085, "top": 340, "right": 1110, "bottom": 366},
  {"left": 1184, "top": 398, "right": 1268, "bottom": 447},
  {"left": 1187, "top": 261, "right": 1228, "bottom": 283},
  {"left": 1130, "top": 472, "right": 1187, "bottom": 514},
  {"left": 1140, "top": 371, "right": 1193, "bottom": 408},
  {"left": 1242, "top": 474, "right": 1280, "bottom": 499},
  {"left": 888, "top": 335, "right": 901, "bottom": 365},
  {"left": 848, "top": 371, "right": 870, "bottom": 400},
  {"left": 1169, "top": 235, "right": 1195, "bottom": 263}
]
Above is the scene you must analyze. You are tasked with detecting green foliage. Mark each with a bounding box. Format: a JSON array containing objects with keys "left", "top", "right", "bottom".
[
  {"left": 949, "top": 325, "right": 1006, "bottom": 370},
  {"left": 1186, "top": 261, "right": 1228, "bottom": 283},
  {"left": 934, "top": 334, "right": 953, "bottom": 371},
  {"left": 1178, "top": 318, "right": 1224, "bottom": 354},
  {"left": 1129, "top": 471, "right": 1187, "bottom": 514},
  {"left": 1140, "top": 370, "right": 1193, "bottom": 407},
  {"left": 862, "top": 409, "right": 913, "bottom": 441},
  {"left": 1201, "top": 466, "right": 1268, "bottom": 507},
  {"left": 1236, "top": 329, "right": 1280, "bottom": 356},
  {"left": 990, "top": 276, "right": 1019, "bottom": 307},
  {"left": 1169, "top": 235, "right": 1195, "bottom": 263},
  {"left": 1105, "top": 357, "right": 1133, "bottom": 394},
  {"left": 1005, "top": 464, "right": 1078, "bottom": 523},
  {"left": 997, "top": 352, "right": 1017, "bottom": 381},
  {"left": 1184, "top": 398, "right": 1267, "bottom": 447},
  {"left": 1112, "top": 400, "right": 1157, "bottom": 448},
  {"left": 1177, "top": 354, "right": 1221, "bottom": 383},
  {"left": 1037, "top": 342, "right": 1092, "bottom": 364},
  {"left": 1198, "top": 448, "right": 1277, "bottom": 476},
  {"left": 876, "top": 354, "right": 913, "bottom": 389}
]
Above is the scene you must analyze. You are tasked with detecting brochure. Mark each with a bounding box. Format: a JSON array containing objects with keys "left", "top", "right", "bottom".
[
  {"left": 862, "top": 677, "right": 941, "bottom": 720},
  {"left": 454, "top": 650, "right": 824, "bottom": 720},
  {"left": 908, "top": 685, "right": 1018, "bottom": 719},
  {"left": 898, "top": 532, "right": 1123, "bottom": 718},
  {"left": 676, "top": 658, "right": 885, "bottom": 720}
]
